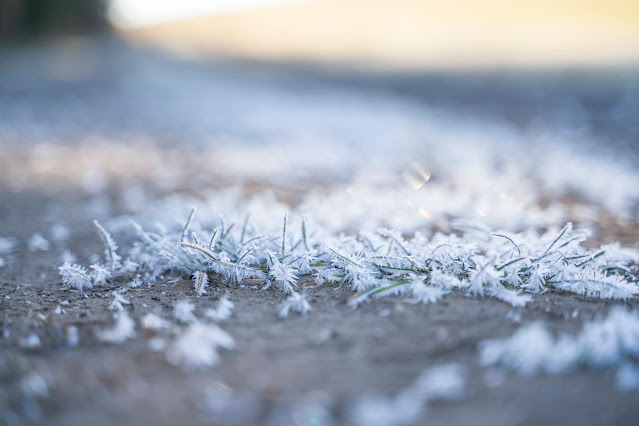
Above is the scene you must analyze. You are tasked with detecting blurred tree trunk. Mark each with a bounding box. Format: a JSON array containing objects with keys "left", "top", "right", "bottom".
[{"left": 0, "top": 0, "right": 108, "bottom": 38}]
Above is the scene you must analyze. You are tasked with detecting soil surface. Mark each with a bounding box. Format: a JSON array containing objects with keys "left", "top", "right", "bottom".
[
  {"left": 1, "top": 190, "right": 638, "bottom": 426},
  {"left": 1, "top": 38, "right": 638, "bottom": 425}
]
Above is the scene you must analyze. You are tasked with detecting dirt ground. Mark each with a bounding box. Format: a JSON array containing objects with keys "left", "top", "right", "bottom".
[
  {"left": 1, "top": 190, "right": 638, "bottom": 426},
  {"left": 1, "top": 38, "right": 638, "bottom": 425}
]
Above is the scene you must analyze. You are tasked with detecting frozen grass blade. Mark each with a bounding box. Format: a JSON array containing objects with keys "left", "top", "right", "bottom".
[{"left": 93, "top": 220, "right": 121, "bottom": 273}]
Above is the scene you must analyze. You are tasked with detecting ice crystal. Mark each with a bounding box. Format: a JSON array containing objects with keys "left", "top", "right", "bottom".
[
  {"left": 405, "top": 279, "right": 449, "bottom": 304},
  {"left": 58, "top": 263, "right": 92, "bottom": 292},
  {"left": 90, "top": 264, "right": 110, "bottom": 285},
  {"left": 205, "top": 294, "right": 234, "bottom": 322},
  {"left": 174, "top": 300, "right": 197, "bottom": 324},
  {"left": 278, "top": 292, "right": 311, "bottom": 319},
  {"left": 166, "top": 323, "right": 235, "bottom": 369},
  {"left": 193, "top": 270, "right": 208, "bottom": 297},
  {"left": 268, "top": 253, "right": 298, "bottom": 294},
  {"left": 94, "top": 220, "right": 122, "bottom": 272},
  {"left": 109, "top": 293, "right": 131, "bottom": 311},
  {"left": 97, "top": 311, "right": 136, "bottom": 344},
  {"left": 141, "top": 312, "right": 171, "bottom": 330}
]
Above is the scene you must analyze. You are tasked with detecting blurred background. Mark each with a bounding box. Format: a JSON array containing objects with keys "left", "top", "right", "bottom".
[
  {"left": 3, "top": 0, "right": 639, "bottom": 67},
  {"left": 0, "top": 0, "right": 638, "bottom": 234}
]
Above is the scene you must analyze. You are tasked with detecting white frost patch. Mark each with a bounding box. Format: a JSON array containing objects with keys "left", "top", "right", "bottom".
[
  {"left": 348, "top": 393, "right": 423, "bottom": 426},
  {"left": 97, "top": 310, "right": 136, "bottom": 344},
  {"left": 19, "top": 333, "right": 41, "bottom": 349},
  {"left": 141, "top": 312, "right": 171, "bottom": 330},
  {"left": 193, "top": 270, "right": 209, "bottom": 297},
  {"left": 479, "top": 307, "right": 639, "bottom": 388},
  {"left": 615, "top": 363, "right": 639, "bottom": 392},
  {"left": 50, "top": 224, "right": 70, "bottom": 242},
  {"left": 0, "top": 236, "right": 17, "bottom": 254},
  {"left": 148, "top": 337, "right": 167, "bottom": 351},
  {"left": 278, "top": 292, "right": 311, "bottom": 319},
  {"left": 59, "top": 262, "right": 92, "bottom": 292},
  {"left": 20, "top": 373, "right": 49, "bottom": 398},
  {"left": 60, "top": 249, "right": 77, "bottom": 264},
  {"left": 405, "top": 280, "right": 449, "bottom": 304},
  {"left": 28, "top": 233, "right": 50, "bottom": 251},
  {"left": 205, "top": 294, "right": 234, "bottom": 322},
  {"left": 166, "top": 323, "right": 234, "bottom": 369},
  {"left": 65, "top": 325, "right": 79, "bottom": 347},
  {"left": 174, "top": 300, "right": 197, "bottom": 324},
  {"left": 348, "top": 363, "right": 466, "bottom": 425},
  {"left": 412, "top": 363, "right": 467, "bottom": 401},
  {"left": 108, "top": 293, "right": 131, "bottom": 311},
  {"left": 198, "top": 384, "right": 262, "bottom": 424},
  {"left": 268, "top": 257, "right": 298, "bottom": 294}
]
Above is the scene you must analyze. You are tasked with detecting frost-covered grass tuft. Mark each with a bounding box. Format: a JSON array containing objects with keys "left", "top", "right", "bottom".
[{"left": 58, "top": 190, "right": 638, "bottom": 314}]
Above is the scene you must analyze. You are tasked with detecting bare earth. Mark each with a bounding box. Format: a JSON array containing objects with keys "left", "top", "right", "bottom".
[{"left": 1, "top": 39, "right": 638, "bottom": 425}]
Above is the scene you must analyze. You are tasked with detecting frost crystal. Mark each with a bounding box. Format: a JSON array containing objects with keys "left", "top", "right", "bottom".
[
  {"left": 205, "top": 294, "right": 234, "bottom": 322},
  {"left": 141, "top": 312, "right": 171, "bottom": 330},
  {"left": 109, "top": 293, "right": 131, "bottom": 311},
  {"left": 278, "top": 292, "right": 311, "bottom": 319},
  {"left": 97, "top": 311, "right": 136, "bottom": 344},
  {"left": 174, "top": 300, "right": 197, "bottom": 324},
  {"left": 268, "top": 256, "right": 298, "bottom": 294},
  {"left": 166, "top": 323, "right": 235, "bottom": 369},
  {"left": 193, "top": 270, "right": 209, "bottom": 297},
  {"left": 58, "top": 263, "right": 92, "bottom": 292},
  {"left": 94, "top": 220, "right": 122, "bottom": 272},
  {"left": 405, "top": 280, "right": 449, "bottom": 304},
  {"left": 90, "top": 263, "right": 110, "bottom": 285},
  {"left": 616, "top": 363, "right": 639, "bottom": 392}
]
